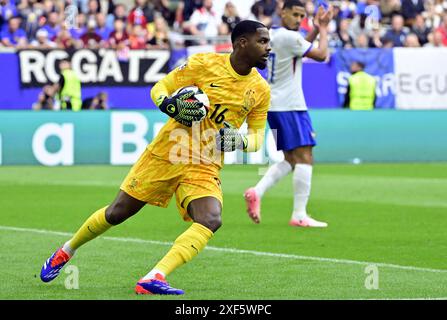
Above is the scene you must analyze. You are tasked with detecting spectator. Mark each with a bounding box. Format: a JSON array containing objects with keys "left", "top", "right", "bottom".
[
  {"left": 401, "top": 0, "right": 425, "bottom": 27},
  {"left": 128, "top": 23, "right": 148, "bottom": 49},
  {"left": 221, "top": 1, "right": 241, "bottom": 34},
  {"left": 95, "top": 12, "right": 112, "bottom": 40},
  {"left": 435, "top": 12, "right": 447, "bottom": 46},
  {"left": 127, "top": 0, "right": 155, "bottom": 29},
  {"left": 154, "top": 0, "right": 176, "bottom": 26},
  {"left": 41, "top": 0, "right": 57, "bottom": 16},
  {"left": 55, "top": 59, "right": 82, "bottom": 112},
  {"left": 86, "top": 0, "right": 101, "bottom": 21},
  {"left": 381, "top": 14, "right": 408, "bottom": 47},
  {"left": 74, "top": 0, "right": 90, "bottom": 15},
  {"left": 0, "top": 0, "right": 18, "bottom": 30},
  {"left": 423, "top": 30, "right": 445, "bottom": 47},
  {"left": 106, "top": 3, "right": 127, "bottom": 29},
  {"left": 334, "top": 18, "right": 354, "bottom": 48},
  {"left": 147, "top": 15, "right": 169, "bottom": 49},
  {"left": 80, "top": 18, "right": 103, "bottom": 48},
  {"left": 180, "top": 0, "right": 203, "bottom": 22},
  {"left": 339, "top": 0, "right": 356, "bottom": 19},
  {"left": 82, "top": 91, "right": 109, "bottom": 110},
  {"left": 344, "top": 61, "right": 376, "bottom": 110},
  {"left": 70, "top": 13, "right": 87, "bottom": 40},
  {"left": 187, "top": 0, "right": 225, "bottom": 44},
  {"left": 33, "top": 84, "right": 56, "bottom": 110},
  {"left": 300, "top": 0, "right": 315, "bottom": 36},
  {"left": 17, "top": 0, "right": 44, "bottom": 40},
  {"left": 108, "top": 18, "right": 129, "bottom": 49},
  {"left": 404, "top": 32, "right": 421, "bottom": 47},
  {"left": 270, "top": 0, "right": 283, "bottom": 27},
  {"left": 29, "top": 28, "right": 57, "bottom": 48},
  {"left": 355, "top": 32, "right": 370, "bottom": 48},
  {"left": 423, "top": 0, "right": 441, "bottom": 29},
  {"left": 369, "top": 22, "right": 384, "bottom": 48},
  {"left": 251, "top": 0, "right": 277, "bottom": 27},
  {"left": 1, "top": 16, "right": 27, "bottom": 47},
  {"left": 348, "top": 13, "right": 373, "bottom": 44},
  {"left": 379, "top": 0, "right": 401, "bottom": 25},
  {"left": 55, "top": 25, "right": 77, "bottom": 49},
  {"left": 411, "top": 14, "right": 431, "bottom": 45},
  {"left": 41, "top": 11, "right": 61, "bottom": 40}
]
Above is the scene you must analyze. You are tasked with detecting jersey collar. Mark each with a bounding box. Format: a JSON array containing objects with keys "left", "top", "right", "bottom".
[{"left": 225, "top": 54, "right": 254, "bottom": 80}]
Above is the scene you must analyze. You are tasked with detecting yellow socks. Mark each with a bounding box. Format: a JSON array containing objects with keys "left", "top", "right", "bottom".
[
  {"left": 67, "top": 206, "right": 112, "bottom": 251},
  {"left": 150, "top": 223, "right": 214, "bottom": 277}
]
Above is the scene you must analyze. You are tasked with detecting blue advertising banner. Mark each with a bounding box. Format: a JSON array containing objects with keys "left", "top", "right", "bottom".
[
  {"left": 333, "top": 48, "right": 395, "bottom": 109},
  {"left": 0, "top": 51, "right": 157, "bottom": 110}
]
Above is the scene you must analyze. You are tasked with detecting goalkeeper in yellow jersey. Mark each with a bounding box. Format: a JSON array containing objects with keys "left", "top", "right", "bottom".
[{"left": 40, "top": 20, "right": 271, "bottom": 295}]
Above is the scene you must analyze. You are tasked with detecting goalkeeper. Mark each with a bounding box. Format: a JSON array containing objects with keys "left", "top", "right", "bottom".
[{"left": 39, "top": 20, "right": 271, "bottom": 295}]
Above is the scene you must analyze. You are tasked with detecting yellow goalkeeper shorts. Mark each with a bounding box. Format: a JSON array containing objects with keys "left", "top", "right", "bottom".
[{"left": 120, "top": 148, "right": 223, "bottom": 221}]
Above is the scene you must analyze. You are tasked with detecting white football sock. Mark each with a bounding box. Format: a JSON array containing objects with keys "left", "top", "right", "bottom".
[
  {"left": 292, "top": 164, "right": 313, "bottom": 221},
  {"left": 142, "top": 269, "right": 166, "bottom": 280},
  {"left": 254, "top": 160, "right": 292, "bottom": 197},
  {"left": 62, "top": 241, "right": 75, "bottom": 257}
]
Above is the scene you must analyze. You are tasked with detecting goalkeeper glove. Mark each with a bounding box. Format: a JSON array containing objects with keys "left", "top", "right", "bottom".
[
  {"left": 157, "top": 90, "right": 207, "bottom": 127},
  {"left": 216, "top": 122, "right": 248, "bottom": 152}
]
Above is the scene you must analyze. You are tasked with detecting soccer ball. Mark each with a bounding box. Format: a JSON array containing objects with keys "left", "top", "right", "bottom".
[{"left": 173, "top": 85, "right": 210, "bottom": 109}]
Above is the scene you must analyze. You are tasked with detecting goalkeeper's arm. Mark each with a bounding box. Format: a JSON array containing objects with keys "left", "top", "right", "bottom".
[{"left": 217, "top": 122, "right": 265, "bottom": 152}]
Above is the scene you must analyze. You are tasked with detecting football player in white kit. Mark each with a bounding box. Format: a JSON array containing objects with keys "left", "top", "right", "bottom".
[{"left": 244, "top": 0, "right": 333, "bottom": 227}]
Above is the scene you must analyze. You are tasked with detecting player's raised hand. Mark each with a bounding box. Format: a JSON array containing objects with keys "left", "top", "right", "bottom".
[
  {"left": 316, "top": 4, "right": 334, "bottom": 28},
  {"left": 157, "top": 90, "right": 207, "bottom": 127},
  {"left": 216, "top": 122, "right": 248, "bottom": 152}
]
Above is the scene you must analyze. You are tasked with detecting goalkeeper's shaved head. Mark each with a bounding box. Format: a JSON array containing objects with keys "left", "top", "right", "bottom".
[{"left": 231, "top": 20, "right": 267, "bottom": 44}]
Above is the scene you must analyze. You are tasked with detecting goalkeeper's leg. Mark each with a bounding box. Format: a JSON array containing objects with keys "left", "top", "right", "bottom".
[
  {"left": 136, "top": 197, "right": 221, "bottom": 295},
  {"left": 40, "top": 191, "right": 145, "bottom": 282}
]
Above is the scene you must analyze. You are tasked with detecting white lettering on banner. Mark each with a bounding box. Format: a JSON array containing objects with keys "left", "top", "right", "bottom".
[
  {"left": 128, "top": 50, "right": 146, "bottom": 82},
  {"left": 394, "top": 48, "right": 447, "bottom": 109},
  {"left": 110, "top": 112, "right": 148, "bottom": 165},
  {"left": 19, "top": 49, "right": 169, "bottom": 86},
  {"left": 128, "top": 50, "right": 169, "bottom": 83},
  {"left": 337, "top": 71, "right": 395, "bottom": 98},
  {"left": 19, "top": 50, "right": 47, "bottom": 83},
  {"left": 45, "top": 50, "right": 69, "bottom": 83},
  {"left": 71, "top": 49, "right": 98, "bottom": 82},
  {"left": 97, "top": 50, "right": 123, "bottom": 82},
  {"left": 337, "top": 71, "right": 350, "bottom": 95},
  {"left": 143, "top": 50, "right": 169, "bottom": 82},
  {"left": 32, "top": 123, "right": 74, "bottom": 166}
]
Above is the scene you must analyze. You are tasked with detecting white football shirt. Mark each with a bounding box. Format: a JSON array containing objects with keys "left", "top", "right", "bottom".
[{"left": 268, "top": 26, "right": 313, "bottom": 111}]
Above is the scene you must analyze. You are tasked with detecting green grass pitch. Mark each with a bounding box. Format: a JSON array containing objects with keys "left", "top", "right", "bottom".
[{"left": 0, "top": 163, "right": 446, "bottom": 300}]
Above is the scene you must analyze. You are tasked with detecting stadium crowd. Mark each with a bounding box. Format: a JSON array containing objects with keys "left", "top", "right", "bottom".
[{"left": 1, "top": 0, "right": 446, "bottom": 51}]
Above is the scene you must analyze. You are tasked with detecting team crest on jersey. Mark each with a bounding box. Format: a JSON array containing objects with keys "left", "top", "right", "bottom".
[{"left": 243, "top": 89, "right": 256, "bottom": 110}]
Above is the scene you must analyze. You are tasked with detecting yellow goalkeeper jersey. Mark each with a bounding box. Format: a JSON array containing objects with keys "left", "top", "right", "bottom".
[{"left": 149, "top": 52, "right": 270, "bottom": 167}]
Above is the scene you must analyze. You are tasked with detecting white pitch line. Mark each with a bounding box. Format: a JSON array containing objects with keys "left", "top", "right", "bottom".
[{"left": 1, "top": 225, "right": 447, "bottom": 274}]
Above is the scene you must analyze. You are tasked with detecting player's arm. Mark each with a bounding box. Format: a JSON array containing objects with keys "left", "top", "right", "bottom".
[
  {"left": 150, "top": 55, "right": 206, "bottom": 126},
  {"left": 305, "top": 5, "right": 323, "bottom": 43},
  {"left": 303, "top": 5, "right": 333, "bottom": 62}
]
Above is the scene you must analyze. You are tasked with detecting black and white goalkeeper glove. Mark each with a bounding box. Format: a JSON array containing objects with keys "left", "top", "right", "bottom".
[
  {"left": 157, "top": 90, "right": 207, "bottom": 127},
  {"left": 216, "top": 122, "right": 248, "bottom": 152}
]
